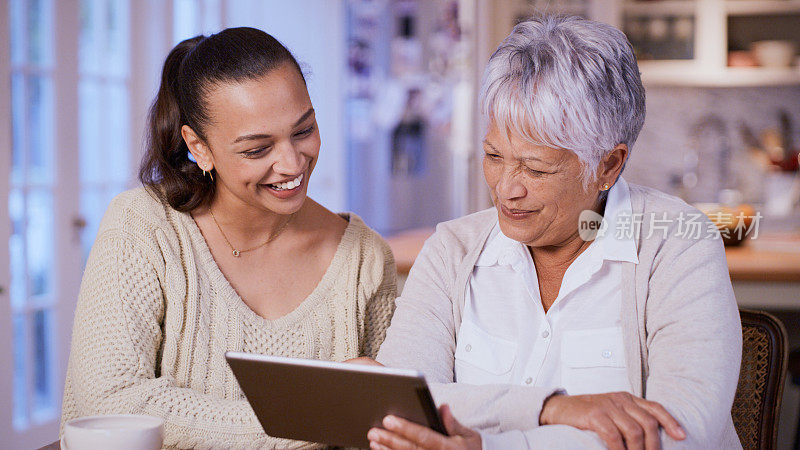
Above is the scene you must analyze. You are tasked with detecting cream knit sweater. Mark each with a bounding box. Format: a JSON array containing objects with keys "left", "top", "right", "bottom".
[{"left": 60, "top": 188, "right": 397, "bottom": 449}]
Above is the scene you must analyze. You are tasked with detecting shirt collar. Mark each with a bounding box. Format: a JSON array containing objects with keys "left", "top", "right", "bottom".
[
  {"left": 597, "top": 177, "right": 639, "bottom": 264},
  {"left": 474, "top": 225, "right": 524, "bottom": 267},
  {"left": 475, "top": 177, "right": 639, "bottom": 267}
]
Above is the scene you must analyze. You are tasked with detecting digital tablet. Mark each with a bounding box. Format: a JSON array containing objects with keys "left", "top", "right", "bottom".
[{"left": 225, "top": 352, "right": 446, "bottom": 448}]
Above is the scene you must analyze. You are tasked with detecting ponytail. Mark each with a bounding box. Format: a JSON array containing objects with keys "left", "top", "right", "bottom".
[
  {"left": 139, "top": 36, "right": 211, "bottom": 211},
  {"left": 138, "top": 27, "right": 302, "bottom": 212}
]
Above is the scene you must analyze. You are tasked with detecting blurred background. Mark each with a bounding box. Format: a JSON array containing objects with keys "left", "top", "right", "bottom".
[{"left": 1, "top": 0, "right": 799, "bottom": 448}]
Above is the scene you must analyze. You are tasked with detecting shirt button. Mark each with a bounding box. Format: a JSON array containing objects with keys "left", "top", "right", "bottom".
[
  {"left": 541, "top": 330, "right": 550, "bottom": 338},
  {"left": 602, "top": 350, "right": 612, "bottom": 359},
  {"left": 465, "top": 344, "right": 472, "bottom": 352},
  {"left": 525, "top": 377, "right": 533, "bottom": 385}
]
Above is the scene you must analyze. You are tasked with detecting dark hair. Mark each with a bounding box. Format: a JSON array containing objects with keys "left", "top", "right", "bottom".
[{"left": 139, "top": 27, "right": 304, "bottom": 211}]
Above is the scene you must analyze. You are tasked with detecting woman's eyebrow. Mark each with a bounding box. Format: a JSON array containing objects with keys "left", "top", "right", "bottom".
[
  {"left": 232, "top": 108, "right": 315, "bottom": 144},
  {"left": 292, "top": 107, "right": 315, "bottom": 127},
  {"left": 519, "top": 155, "right": 546, "bottom": 164}
]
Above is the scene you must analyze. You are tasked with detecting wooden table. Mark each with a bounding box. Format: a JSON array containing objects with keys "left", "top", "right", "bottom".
[{"left": 725, "top": 233, "right": 800, "bottom": 282}]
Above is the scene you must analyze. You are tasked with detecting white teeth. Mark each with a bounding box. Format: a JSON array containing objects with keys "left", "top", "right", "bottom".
[{"left": 270, "top": 174, "right": 303, "bottom": 191}]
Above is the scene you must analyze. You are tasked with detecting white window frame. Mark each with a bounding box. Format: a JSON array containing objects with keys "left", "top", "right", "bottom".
[{"left": 1, "top": 1, "right": 173, "bottom": 447}]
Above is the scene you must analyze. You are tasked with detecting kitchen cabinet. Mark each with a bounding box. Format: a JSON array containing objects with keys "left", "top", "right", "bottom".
[{"left": 485, "top": 0, "right": 800, "bottom": 87}]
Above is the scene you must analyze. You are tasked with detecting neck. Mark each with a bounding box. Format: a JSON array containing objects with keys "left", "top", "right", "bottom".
[
  {"left": 529, "top": 231, "right": 593, "bottom": 274},
  {"left": 206, "top": 186, "right": 298, "bottom": 242}
]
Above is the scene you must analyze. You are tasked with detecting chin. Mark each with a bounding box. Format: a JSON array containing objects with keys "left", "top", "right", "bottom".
[
  {"left": 252, "top": 189, "right": 306, "bottom": 214},
  {"left": 497, "top": 217, "right": 536, "bottom": 244},
  {"left": 271, "top": 195, "right": 307, "bottom": 215}
]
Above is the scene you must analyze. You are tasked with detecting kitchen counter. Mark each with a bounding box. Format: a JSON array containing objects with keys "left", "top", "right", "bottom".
[
  {"left": 725, "top": 234, "right": 800, "bottom": 282},
  {"left": 386, "top": 228, "right": 800, "bottom": 282}
]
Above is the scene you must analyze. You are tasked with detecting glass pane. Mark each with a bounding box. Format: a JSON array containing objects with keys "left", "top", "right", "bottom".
[
  {"left": 80, "top": 0, "right": 130, "bottom": 77},
  {"left": 31, "top": 309, "right": 54, "bottom": 416},
  {"left": 79, "top": 80, "right": 103, "bottom": 183},
  {"left": 106, "top": 82, "right": 130, "bottom": 183},
  {"left": 174, "top": 0, "right": 200, "bottom": 43},
  {"left": 79, "top": 0, "right": 101, "bottom": 74},
  {"left": 10, "top": 0, "right": 25, "bottom": 66},
  {"left": 9, "top": 189, "right": 26, "bottom": 310},
  {"left": 26, "top": 76, "right": 55, "bottom": 185},
  {"left": 26, "top": 0, "right": 54, "bottom": 67},
  {"left": 26, "top": 190, "right": 53, "bottom": 300},
  {"left": 80, "top": 189, "right": 107, "bottom": 261},
  {"left": 624, "top": 15, "right": 695, "bottom": 61},
  {"left": 12, "top": 313, "right": 28, "bottom": 429},
  {"left": 11, "top": 74, "right": 25, "bottom": 185},
  {"left": 200, "top": 0, "right": 221, "bottom": 35},
  {"left": 107, "top": 0, "right": 130, "bottom": 77}
]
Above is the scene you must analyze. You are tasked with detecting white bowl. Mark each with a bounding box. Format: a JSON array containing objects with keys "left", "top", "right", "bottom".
[
  {"left": 63, "top": 414, "right": 164, "bottom": 450},
  {"left": 751, "top": 40, "right": 796, "bottom": 68}
]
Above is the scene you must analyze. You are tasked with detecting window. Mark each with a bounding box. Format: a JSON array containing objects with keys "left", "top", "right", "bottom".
[
  {"left": 9, "top": 0, "right": 58, "bottom": 429},
  {"left": 173, "top": 0, "right": 221, "bottom": 43},
  {"left": 7, "top": 0, "right": 133, "bottom": 436},
  {"left": 78, "top": 0, "right": 131, "bottom": 259}
]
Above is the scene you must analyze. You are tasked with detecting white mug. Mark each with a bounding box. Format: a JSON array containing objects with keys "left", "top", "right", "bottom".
[{"left": 63, "top": 414, "right": 164, "bottom": 450}]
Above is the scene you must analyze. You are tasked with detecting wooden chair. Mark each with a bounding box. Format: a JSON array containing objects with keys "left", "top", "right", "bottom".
[
  {"left": 732, "top": 310, "right": 788, "bottom": 450},
  {"left": 789, "top": 348, "right": 800, "bottom": 449}
]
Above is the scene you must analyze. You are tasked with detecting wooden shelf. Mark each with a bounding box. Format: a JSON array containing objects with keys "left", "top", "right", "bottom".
[
  {"left": 726, "top": 0, "right": 800, "bottom": 16},
  {"left": 624, "top": 0, "right": 697, "bottom": 17},
  {"left": 624, "top": 0, "right": 800, "bottom": 16},
  {"left": 640, "top": 63, "right": 800, "bottom": 86}
]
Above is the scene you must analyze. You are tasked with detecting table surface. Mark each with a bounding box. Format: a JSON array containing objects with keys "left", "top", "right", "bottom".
[
  {"left": 38, "top": 440, "right": 59, "bottom": 450},
  {"left": 386, "top": 228, "right": 800, "bottom": 282}
]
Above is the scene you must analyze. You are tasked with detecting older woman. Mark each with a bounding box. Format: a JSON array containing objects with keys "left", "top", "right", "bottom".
[{"left": 365, "top": 15, "right": 741, "bottom": 450}]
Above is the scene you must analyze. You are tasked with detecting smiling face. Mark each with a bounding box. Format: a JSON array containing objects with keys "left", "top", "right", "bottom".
[
  {"left": 183, "top": 62, "right": 319, "bottom": 216},
  {"left": 482, "top": 123, "right": 610, "bottom": 248}
]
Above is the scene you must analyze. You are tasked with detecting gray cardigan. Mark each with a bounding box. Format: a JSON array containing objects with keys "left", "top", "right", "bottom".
[{"left": 377, "top": 183, "right": 742, "bottom": 448}]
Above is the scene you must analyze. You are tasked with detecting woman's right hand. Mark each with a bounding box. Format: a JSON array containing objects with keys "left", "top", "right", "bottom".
[
  {"left": 539, "top": 392, "right": 685, "bottom": 450},
  {"left": 344, "top": 357, "right": 383, "bottom": 366}
]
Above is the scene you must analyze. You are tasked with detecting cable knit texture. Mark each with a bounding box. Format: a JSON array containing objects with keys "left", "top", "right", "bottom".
[{"left": 60, "top": 187, "right": 397, "bottom": 449}]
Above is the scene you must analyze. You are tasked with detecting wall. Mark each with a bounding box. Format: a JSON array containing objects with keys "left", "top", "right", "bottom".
[{"left": 624, "top": 85, "right": 800, "bottom": 205}]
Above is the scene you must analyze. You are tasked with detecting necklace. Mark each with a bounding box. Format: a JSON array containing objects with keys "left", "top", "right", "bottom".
[{"left": 209, "top": 209, "right": 294, "bottom": 257}]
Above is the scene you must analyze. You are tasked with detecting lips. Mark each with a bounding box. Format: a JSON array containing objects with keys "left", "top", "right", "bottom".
[
  {"left": 500, "top": 204, "right": 537, "bottom": 220},
  {"left": 266, "top": 173, "right": 304, "bottom": 190},
  {"left": 260, "top": 172, "right": 306, "bottom": 199}
]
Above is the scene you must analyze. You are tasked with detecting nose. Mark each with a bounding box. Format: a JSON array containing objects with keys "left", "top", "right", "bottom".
[
  {"left": 495, "top": 167, "right": 526, "bottom": 201},
  {"left": 272, "top": 141, "right": 305, "bottom": 175}
]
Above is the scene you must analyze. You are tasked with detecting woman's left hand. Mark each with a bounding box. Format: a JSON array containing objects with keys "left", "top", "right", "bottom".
[{"left": 367, "top": 404, "right": 482, "bottom": 450}]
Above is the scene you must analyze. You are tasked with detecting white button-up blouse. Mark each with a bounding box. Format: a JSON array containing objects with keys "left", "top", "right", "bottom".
[{"left": 456, "top": 177, "right": 640, "bottom": 398}]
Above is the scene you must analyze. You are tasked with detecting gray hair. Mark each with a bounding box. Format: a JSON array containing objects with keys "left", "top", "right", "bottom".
[{"left": 480, "top": 15, "right": 645, "bottom": 186}]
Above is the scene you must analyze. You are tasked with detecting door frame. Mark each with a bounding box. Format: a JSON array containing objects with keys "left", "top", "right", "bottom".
[
  {"left": 1, "top": 0, "right": 16, "bottom": 441},
  {"left": 0, "top": 1, "right": 82, "bottom": 448}
]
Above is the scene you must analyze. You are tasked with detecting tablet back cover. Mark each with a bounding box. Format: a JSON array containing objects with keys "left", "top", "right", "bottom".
[{"left": 226, "top": 353, "right": 444, "bottom": 448}]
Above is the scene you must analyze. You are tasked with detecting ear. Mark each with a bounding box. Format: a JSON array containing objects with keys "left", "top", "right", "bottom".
[
  {"left": 596, "top": 143, "right": 628, "bottom": 190},
  {"left": 182, "top": 125, "right": 214, "bottom": 171}
]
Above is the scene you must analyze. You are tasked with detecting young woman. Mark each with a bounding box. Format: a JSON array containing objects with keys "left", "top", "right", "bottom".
[{"left": 61, "top": 28, "right": 396, "bottom": 448}]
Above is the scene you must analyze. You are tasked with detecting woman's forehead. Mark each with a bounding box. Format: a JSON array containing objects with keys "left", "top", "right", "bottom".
[
  {"left": 204, "top": 65, "right": 311, "bottom": 134},
  {"left": 484, "top": 129, "right": 572, "bottom": 166}
]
